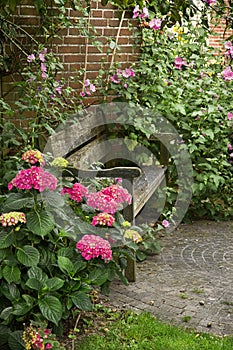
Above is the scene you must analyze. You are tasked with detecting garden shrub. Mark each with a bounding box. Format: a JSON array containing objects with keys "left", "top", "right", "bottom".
[
  {"left": 108, "top": 5, "right": 233, "bottom": 220},
  {"left": 0, "top": 149, "right": 147, "bottom": 349}
]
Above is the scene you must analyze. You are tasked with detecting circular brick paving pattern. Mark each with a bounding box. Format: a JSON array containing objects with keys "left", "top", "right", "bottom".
[{"left": 109, "top": 220, "right": 233, "bottom": 336}]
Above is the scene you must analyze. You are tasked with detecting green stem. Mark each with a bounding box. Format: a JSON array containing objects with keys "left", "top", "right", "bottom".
[
  {"left": 33, "top": 190, "right": 39, "bottom": 211},
  {"left": 1, "top": 16, "right": 38, "bottom": 44},
  {"left": 82, "top": 2, "right": 92, "bottom": 92},
  {"left": 0, "top": 27, "right": 29, "bottom": 56},
  {"left": 104, "top": 9, "right": 126, "bottom": 98}
]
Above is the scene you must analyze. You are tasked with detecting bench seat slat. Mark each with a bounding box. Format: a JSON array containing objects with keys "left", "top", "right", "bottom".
[{"left": 134, "top": 165, "right": 166, "bottom": 216}]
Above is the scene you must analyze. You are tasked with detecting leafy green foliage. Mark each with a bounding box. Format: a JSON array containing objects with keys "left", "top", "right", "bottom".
[
  {"left": 0, "top": 151, "right": 148, "bottom": 349},
  {"left": 109, "top": 16, "right": 233, "bottom": 220}
]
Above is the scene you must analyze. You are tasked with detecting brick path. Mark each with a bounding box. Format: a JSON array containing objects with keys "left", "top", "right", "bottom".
[{"left": 109, "top": 220, "right": 233, "bottom": 336}]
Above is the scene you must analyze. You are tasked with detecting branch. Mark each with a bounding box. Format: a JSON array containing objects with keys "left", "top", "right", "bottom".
[{"left": 0, "top": 16, "right": 38, "bottom": 44}]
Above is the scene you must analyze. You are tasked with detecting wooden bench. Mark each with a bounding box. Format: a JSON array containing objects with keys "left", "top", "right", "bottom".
[{"left": 46, "top": 107, "right": 168, "bottom": 282}]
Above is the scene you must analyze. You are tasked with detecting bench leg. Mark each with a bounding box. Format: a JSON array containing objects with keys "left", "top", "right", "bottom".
[{"left": 125, "top": 256, "right": 136, "bottom": 282}]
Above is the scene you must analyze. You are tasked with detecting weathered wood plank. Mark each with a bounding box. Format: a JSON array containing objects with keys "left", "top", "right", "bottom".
[
  {"left": 62, "top": 166, "right": 142, "bottom": 179},
  {"left": 67, "top": 135, "right": 108, "bottom": 168},
  {"left": 134, "top": 165, "right": 166, "bottom": 216}
]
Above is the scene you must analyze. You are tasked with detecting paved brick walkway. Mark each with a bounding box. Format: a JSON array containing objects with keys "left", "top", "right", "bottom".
[{"left": 109, "top": 220, "right": 233, "bottom": 336}]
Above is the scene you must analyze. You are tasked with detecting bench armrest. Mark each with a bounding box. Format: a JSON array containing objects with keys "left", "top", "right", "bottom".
[{"left": 62, "top": 166, "right": 142, "bottom": 179}]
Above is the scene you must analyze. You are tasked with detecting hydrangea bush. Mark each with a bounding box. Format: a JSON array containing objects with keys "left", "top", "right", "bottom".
[{"left": 0, "top": 149, "right": 144, "bottom": 349}]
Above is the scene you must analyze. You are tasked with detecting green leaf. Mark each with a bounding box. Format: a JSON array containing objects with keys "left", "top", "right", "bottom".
[
  {"left": 12, "top": 301, "right": 34, "bottom": 316},
  {"left": 25, "top": 277, "right": 42, "bottom": 291},
  {"left": 204, "top": 129, "right": 214, "bottom": 140},
  {"left": 0, "top": 230, "right": 14, "bottom": 248},
  {"left": 27, "top": 266, "right": 47, "bottom": 281},
  {"left": 71, "top": 291, "right": 93, "bottom": 311},
  {"left": 40, "top": 191, "right": 65, "bottom": 208},
  {"left": 2, "top": 265, "right": 21, "bottom": 284},
  {"left": 8, "top": 283, "right": 20, "bottom": 301},
  {"left": 174, "top": 103, "right": 186, "bottom": 115},
  {"left": 26, "top": 210, "right": 54, "bottom": 237},
  {"left": 73, "top": 260, "right": 87, "bottom": 273},
  {"left": 12, "top": 295, "right": 35, "bottom": 316},
  {"left": 136, "top": 250, "right": 147, "bottom": 262},
  {"left": 3, "top": 193, "right": 33, "bottom": 210},
  {"left": 0, "top": 248, "right": 9, "bottom": 262},
  {"left": 0, "top": 307, "right": 13, "bottom": 321},
  {"left": 101, "top": 0, "right": 108, "bottom": 5},
  {"left": 39, "top": 248, "right": 56, "bottom": 268},
  {"left": 38, "top": 296, "right": 62, "bottom": 325},
  {"left": 0, "top": 324, "right": 10, "bottom": 346},
  {"left": 46, "top": 277, "right": 64, "bottom": 291},
  {"left": 0, "top": 282, "right": 16, "bottom": 301},
  {"left": 89, "top": 269, "right": 109, "bottom": 286},
  {"left": 57, "top": 256, "right": 74, "bottom": 276},
  {"left": 8, "top": 330, "right": 25, "bottom": 350},
  {"left": 17, "top": 245, "right": 40, "bottom": 266}
]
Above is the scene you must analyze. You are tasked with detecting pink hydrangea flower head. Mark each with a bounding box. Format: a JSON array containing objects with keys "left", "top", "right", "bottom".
[
  {"left": 87, "top": 185, "right": 131, "bottom": 214},
  {"left": 91, "top": 213, "right": 115, "bottom": 227},
  {"left": 228, "top": 112, "right": 233, "bottom": 120},
  {"left": 61, "top": 182, "right": 88, "bottom": 202},
  {"left": 222, "top": 66, "right": 233, "bottom": 81},
  {"left": 140, "top": 7, "right": 149, "bottom": 19},
  {"left": 27, "top": 54, "right": 36, "bottom": 62},
  {"left": 22, "top": 150, "right": 45, "bottom": 165},
  {"left": 8, "top": 166, "right": 57, "bottom": 192},
  {"left": 86, "top": 192, "right": 119, "bottom": 214},
  {"left": 148, "top": 18, "right": 162, "bottom": 30},
  {"left": 228, "top": 144, "right": 233, "bottom": 151},
  {"left": 101, "top": 184, "right": 131, "bottom": 204},
  {"left": 0, "top": 212, "right": 26, "bottom": 227},
  {"left": 133, "top": 5, "right": 140, "bottom": 18},
  {"left": 76, "top": 234, "right": 112, "bottom": 261}
]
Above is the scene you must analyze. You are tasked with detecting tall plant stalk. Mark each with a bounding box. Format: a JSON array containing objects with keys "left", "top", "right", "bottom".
[
  {"left": 105, "top": 9, "right": 126, "bottom": 94},
  {"left": 82, "top": 2, "right": 92, "bottom": 93}
]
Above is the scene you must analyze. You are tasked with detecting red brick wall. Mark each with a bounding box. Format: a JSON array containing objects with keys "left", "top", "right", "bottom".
[
  {"left": 1, "top": 0, "right": 138, "bottom": 108},
  {"left": 1, "top": 1, "right": 232, "bottom": 110},
  {"left": 209, "top": 21, "right": 233, "bottom": 49}
]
